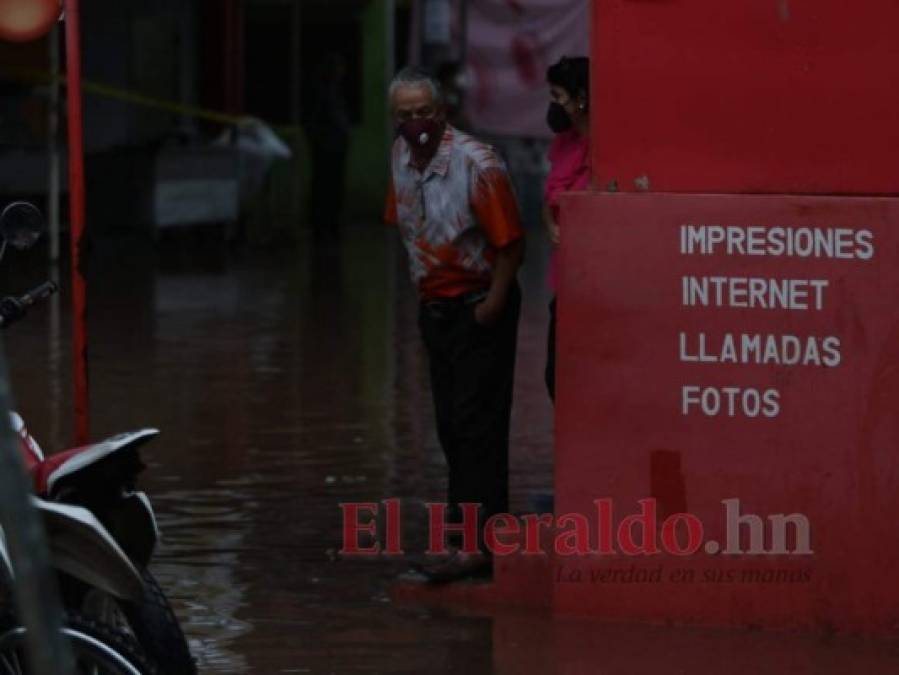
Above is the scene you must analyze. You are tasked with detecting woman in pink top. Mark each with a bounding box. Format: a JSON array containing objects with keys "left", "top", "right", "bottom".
[{"left": 544, "top": 56, "right": 591, "bottom": 402}]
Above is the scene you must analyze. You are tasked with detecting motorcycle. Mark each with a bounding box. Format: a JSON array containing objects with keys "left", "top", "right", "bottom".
[
  {"left": 0, "top": 202, "right": 195, "bottom": 675},
  {"left": 0, "top": 497, "right": 158, "bottom": 674}
]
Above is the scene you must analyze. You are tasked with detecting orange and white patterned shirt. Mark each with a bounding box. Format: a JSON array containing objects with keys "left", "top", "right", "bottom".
[{"left": 384, "top": 125, "right": 523, "bottom": 300}]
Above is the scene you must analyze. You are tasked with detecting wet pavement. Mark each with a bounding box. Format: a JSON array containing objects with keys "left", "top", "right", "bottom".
[{"left": 3, "top": 223, "right": 899, "bottom": 673}]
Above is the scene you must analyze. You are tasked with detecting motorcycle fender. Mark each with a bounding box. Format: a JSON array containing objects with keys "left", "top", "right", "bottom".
[
  {"left": 0, "top": 528, "right": 11, "bottom": 581},
  {"left": 104, "top": 491, "right": 158, "bottom": 567},
  {"left": 34, "top": 498, "right": 144, "bottom": 602}
]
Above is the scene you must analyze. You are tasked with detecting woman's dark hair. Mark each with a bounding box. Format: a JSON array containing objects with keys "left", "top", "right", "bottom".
[{"left": 546, "top": 56, "right": 590, "bottom": 102}]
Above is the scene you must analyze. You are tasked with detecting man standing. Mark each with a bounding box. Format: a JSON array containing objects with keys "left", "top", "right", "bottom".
[{"left": 385, "top": 67, "right": 524, "bottom": 583}]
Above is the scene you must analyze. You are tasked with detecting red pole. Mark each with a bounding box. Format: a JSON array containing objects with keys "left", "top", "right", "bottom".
[{"left": 64, "top": 0, "right": 90, "bottom": 445}]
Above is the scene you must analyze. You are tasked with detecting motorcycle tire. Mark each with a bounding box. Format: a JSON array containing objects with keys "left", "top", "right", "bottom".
[
  {"left": 119, "top": 566, "right": 197, "bottom": 675},
  {"left": 0, "top": 610, "right": 159, "bottom": 675}
]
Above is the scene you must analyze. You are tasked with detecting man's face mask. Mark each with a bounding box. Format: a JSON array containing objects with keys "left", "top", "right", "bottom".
[
  {"left": 398, "top": 117, "right": 444, "bottom": 165},
  {"left": 546, "top": 101, "right": 573, "bottom": 134}
]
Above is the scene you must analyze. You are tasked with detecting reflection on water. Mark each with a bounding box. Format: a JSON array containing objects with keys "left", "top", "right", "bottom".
[
  {"left": 4, "top": 225, "right": 892, "bottom": 674},
  {"left": 152, "top": 486, "right": 253, "bottom": 673}
]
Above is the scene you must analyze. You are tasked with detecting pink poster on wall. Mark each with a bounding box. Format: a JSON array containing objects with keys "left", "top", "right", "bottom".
[{"left": 465, "top": 0, "right": 590, "bottom": 138}]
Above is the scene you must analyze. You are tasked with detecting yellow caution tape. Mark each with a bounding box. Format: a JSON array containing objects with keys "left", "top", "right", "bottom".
[{"left": 3, "top": 66, "right": 302, "bottom": 137}]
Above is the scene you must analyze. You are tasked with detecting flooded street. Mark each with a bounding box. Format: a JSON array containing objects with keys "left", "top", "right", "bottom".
[
  {"left": 2, "top": 223, "right": 555, "bottom": 673},
  {"left": 3, "top": 224, "right": 899, "bottom": 673}
]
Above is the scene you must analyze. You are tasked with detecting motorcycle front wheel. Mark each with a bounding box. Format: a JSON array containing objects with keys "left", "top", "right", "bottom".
[
  {"left": 0, "top": 612, "right": 158, "bottom": 675},
  {"left": 78, "top": 567, "right": 196, "bottom": 675}
]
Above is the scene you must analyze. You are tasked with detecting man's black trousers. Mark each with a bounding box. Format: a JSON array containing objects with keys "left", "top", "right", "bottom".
[{"left": 418, "top": 285, "right": 521, "bottom": 545}]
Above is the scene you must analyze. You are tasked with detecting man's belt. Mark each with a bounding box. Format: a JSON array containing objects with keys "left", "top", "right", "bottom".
[{"left": 421, "top": 290, "right": 488, "bottom": 320}]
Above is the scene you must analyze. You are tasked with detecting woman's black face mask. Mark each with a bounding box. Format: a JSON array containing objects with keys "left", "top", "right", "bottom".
[{"left": 546, "top": 101, "right": 573, "bottom": 133}]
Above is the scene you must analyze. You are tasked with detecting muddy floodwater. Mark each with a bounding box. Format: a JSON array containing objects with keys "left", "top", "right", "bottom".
[{"left": 3, "top": 225, "right": 899, "bottom": 674}]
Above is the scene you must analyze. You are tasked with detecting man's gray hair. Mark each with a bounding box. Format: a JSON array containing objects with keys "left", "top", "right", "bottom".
[{"left": 388, "top": 66, "right": 444, "bottom": 108}]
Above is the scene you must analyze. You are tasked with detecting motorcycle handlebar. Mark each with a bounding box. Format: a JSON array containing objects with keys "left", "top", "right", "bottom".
[
  {"left": 18, "top": 281, "right": 59, "bottom": 308},
  {"left": 0, "top": 281, "right": 59, "bottom": 328}
]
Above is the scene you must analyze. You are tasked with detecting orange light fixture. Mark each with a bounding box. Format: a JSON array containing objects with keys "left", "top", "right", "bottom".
[{"left": 0, "top": 0, "right": 60, "bottom": 43}]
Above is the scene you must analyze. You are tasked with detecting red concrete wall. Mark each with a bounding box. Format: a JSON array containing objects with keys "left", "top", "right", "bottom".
[
  {"left": 555, "top": 192, "right": 899, "bottom": 632},
  {"left": 592, "top": 0, "right": 899, "bottom": 195},
  {"left": 544, "top": 0, "right": 899, "bottom": 632}
]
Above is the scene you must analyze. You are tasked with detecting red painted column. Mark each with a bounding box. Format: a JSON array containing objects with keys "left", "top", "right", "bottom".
[
  {"left": 590, "top": 0, "right": 899, "bottom": 194},
  {"left": 64, "top": 0, "right": 89, "bottom": 445}
]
